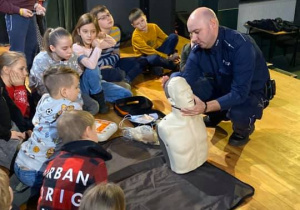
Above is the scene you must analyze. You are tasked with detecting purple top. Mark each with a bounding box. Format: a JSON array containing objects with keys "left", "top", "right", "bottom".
[{"left": 0, "top": 0, "right": 36, "bottom": 14}]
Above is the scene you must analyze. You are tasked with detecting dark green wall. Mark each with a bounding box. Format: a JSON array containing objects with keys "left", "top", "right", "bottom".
[{"left": 198, "top": 0, "right": 239, "bottom": 29}]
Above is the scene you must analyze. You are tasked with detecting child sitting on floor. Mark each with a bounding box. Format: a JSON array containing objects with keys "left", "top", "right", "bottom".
[
  {"left": 90, "top": 5, "right": 148, "bottom": 84},
  {"left": 0, "top": 51, "right": 32, "bottom": 119},
  {"left": 72, "top": 13, "right": 132, "bottom": 113},
  {"left": 29, "top": 27, "right": 98, "bottom": 115},
  {"left": 129, "top": 8, "right": 180, "bottom": 76},
  {"left": 14, "top": 66, "right": 82, "bottom": 188},
  {"left": 38, "top": 110, "right": 112, "bottom": 210},
  {"left": 0, "top": 52, "right": 33, "bottom": 174},
  {"left": 79, "top": 182, "right": 125, "bottom": 210}
]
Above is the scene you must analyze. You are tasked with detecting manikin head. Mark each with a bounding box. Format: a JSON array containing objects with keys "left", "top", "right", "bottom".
[
  {"left": 164, "top": 77, "right": 195, "bottom": 111},
  {"left": 187, "top": 7, "right": 219, "bottom": 49}
]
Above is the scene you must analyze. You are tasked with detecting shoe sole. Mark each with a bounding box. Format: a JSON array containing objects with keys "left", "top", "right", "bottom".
[{"left": 228, "top": 137, "right": 250, "bottom": 147}]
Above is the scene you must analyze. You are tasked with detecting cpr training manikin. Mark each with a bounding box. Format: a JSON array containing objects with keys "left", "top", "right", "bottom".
[{"left": 157, "top": 77, "right": 208, "bottom": 174}]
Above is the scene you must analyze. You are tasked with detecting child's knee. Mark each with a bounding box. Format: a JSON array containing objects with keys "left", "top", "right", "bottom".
[{"left": 168, "top": 33, "right": 178, "bottom": 41}]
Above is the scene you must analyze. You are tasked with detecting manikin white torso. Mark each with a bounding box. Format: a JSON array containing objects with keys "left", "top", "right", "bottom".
[{"left": 157, "top": 77, "right": 208, "bottom": 174}]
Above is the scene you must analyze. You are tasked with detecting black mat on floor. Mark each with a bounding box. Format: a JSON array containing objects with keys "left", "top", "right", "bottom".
[{"left": 103, "top": 137, "right": 255, "bottom": 210}]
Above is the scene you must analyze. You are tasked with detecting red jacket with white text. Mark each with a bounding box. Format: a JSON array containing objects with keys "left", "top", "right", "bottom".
[{"left": 37, "top": 140, "right": 112, "bottom": 210}]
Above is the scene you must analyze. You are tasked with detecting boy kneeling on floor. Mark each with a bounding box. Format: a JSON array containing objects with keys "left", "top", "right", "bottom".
[{"left": 38, "top": 110, "right": 112, "bottom": 210}]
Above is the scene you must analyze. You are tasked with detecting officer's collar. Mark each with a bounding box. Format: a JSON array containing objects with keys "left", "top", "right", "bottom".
[
  {"left": 209, "top": 27, "right": 224, "bottom": 54},
  {"left": 209, "top": 39, "right": 220, "bottom": 54}
]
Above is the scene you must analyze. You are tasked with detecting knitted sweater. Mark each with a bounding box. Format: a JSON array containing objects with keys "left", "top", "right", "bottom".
[
  {"left": 98, "top": 26, "right": 121, "bottom": 67},
  {"left": 131, "top": 23, "right": 168, "bottom": 58},
  {"left": 29, "top": 51, "right": 82, "bottom": 96}
]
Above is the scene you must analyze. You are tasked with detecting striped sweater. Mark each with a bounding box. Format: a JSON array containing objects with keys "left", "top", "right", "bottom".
[{"left": 98, "top": 26, "right": 121, "bottom": 67}]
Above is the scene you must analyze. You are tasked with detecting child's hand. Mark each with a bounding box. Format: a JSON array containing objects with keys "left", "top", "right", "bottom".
[
  {"left": 168, "top": 53, "right": 180, "bottom": 61},
  {"left": 11, "top": 131, "right": 26, "bottom": 141},
  {"left": 161, "top": 76, "right": 170, "bottom": 87},
  {"left": 92, "top": 38, "right": 104, "bottom": 49},
  {"left": 98, "top": 32, "right": 106, "bottom": 39},
  {"left": 9, "top": 71, "right": 25, "bottom": 86}
]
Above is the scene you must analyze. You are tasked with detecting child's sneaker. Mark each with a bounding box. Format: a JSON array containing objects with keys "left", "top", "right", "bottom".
[{"left": 150, "top": 66, "right": 164, "bottom": 76}]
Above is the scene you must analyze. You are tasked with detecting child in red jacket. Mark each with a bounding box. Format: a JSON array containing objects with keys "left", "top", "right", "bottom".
[{"left": 38, "top": 110, "right": 112, "bottom": 210}]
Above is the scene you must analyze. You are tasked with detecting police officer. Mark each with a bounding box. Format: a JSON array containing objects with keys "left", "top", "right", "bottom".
[{"left": 162, "top": 7, "right": 270, "bottom": 146}]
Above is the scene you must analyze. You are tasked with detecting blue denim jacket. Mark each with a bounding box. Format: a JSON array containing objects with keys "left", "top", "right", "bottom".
[{"left": 181, "top": 27, "right": 270, "bottom": 110}]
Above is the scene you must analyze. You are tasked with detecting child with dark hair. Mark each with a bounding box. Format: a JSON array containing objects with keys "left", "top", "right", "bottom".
[
  {"left": 129, "top": 8, "right": 180, "bottom": 76},
  {"left": 90, "top": 5, "right": 148, "bottom": 84},
  {"left": 14, "top": 66, "right": 82, "bottom": 188},
  {"left": 38, "top": 110, "right": 112, "bottom": 210}
]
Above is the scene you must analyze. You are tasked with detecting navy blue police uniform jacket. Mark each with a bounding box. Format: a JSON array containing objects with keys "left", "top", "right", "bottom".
[{"left": 180, "top": 26, "right": 270, "bottom": 111}]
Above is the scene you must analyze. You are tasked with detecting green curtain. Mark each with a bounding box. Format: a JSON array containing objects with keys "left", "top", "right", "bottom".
[{"left": 46, "top": 0, "right": 85, "bottom": 32}]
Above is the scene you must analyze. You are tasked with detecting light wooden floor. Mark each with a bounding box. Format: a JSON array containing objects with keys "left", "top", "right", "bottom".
[
  {"left": 118, "top": 38, "right": 300, "bottom": 210},
  {"left": 2, "top": 37, "right": 300, "bottom": 209}
]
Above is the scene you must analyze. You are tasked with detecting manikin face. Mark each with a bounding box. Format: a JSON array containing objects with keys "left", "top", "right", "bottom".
[
  {"left": 132, "top": 15, "right": 148, "bottom": 32},
  {"left": 7, "top": 58, "right": 28, "bottom": 80},
  {"left": 63, "top": 76, "right": 80, "bottom": 102},
  {"left": 168, "top": 77, "right": 194, "bottom": 109},
  {"left": 50, "top": 36, "right": 73, "bottom": 61},
  {"left": 77, "top": 23, "right": 97, "bottom": 47},
  {"left": 96, "top": 10, "right": 114, "bottom": 31},
  {"left": 187, "top": 17, "right": 216, "bottom": 49}
]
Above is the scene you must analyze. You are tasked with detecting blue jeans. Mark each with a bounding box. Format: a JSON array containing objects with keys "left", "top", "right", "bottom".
[
  {"left": 101, "top": 57, "right": 148, "bottom": 83},
  {"left": 14, "top": 163, "right": 43, "bottom": 188},
  {"left": 145, "top": 54, "right": 176, "bottom": 70},
  {"left": 5, "top": 14, "right": 38, "bottom": 70},
  {"left": 102, "top": 81, "right": 132, "bottom": 103},
  {"left": 156, "top": 33, "right": 178, "bottom": 55},
  {"left": 80, "top": 67, "right": 102, "bottom": 95},
  {"left": 101, "top": 67, "right": 125, "bottom": 82},
  {"left": 80, "top": 67, "right": 132, "bottom": 103},
  {"left": 117, "top": 57, "right": 148, "bottom": 82},
  {"left": 145, "top": 33, "right": 179, "bottom": 71}
]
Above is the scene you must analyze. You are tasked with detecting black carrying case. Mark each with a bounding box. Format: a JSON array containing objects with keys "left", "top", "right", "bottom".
[{"left": 114, "top": 96, "right": 165, "bottom": 127}]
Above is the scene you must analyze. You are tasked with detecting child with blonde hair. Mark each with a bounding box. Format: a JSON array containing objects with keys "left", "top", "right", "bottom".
[
  {"left": 14, "top": 66, "right": 82, "bottom": 188},
  {"left": 38, "top": 110, "right": 112, "bottom": 210},
  {"left": 0, "top": 51, "right": 33, "bottom": 173},
  {"left": 0, "top": 51, "right": 31, "bottom": 118},
  {"left": 80, "top": 182, "right": 125, "bottom": 210},
  {"left": 0, "top": 168, "right": 13, "bottom": 210}
]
